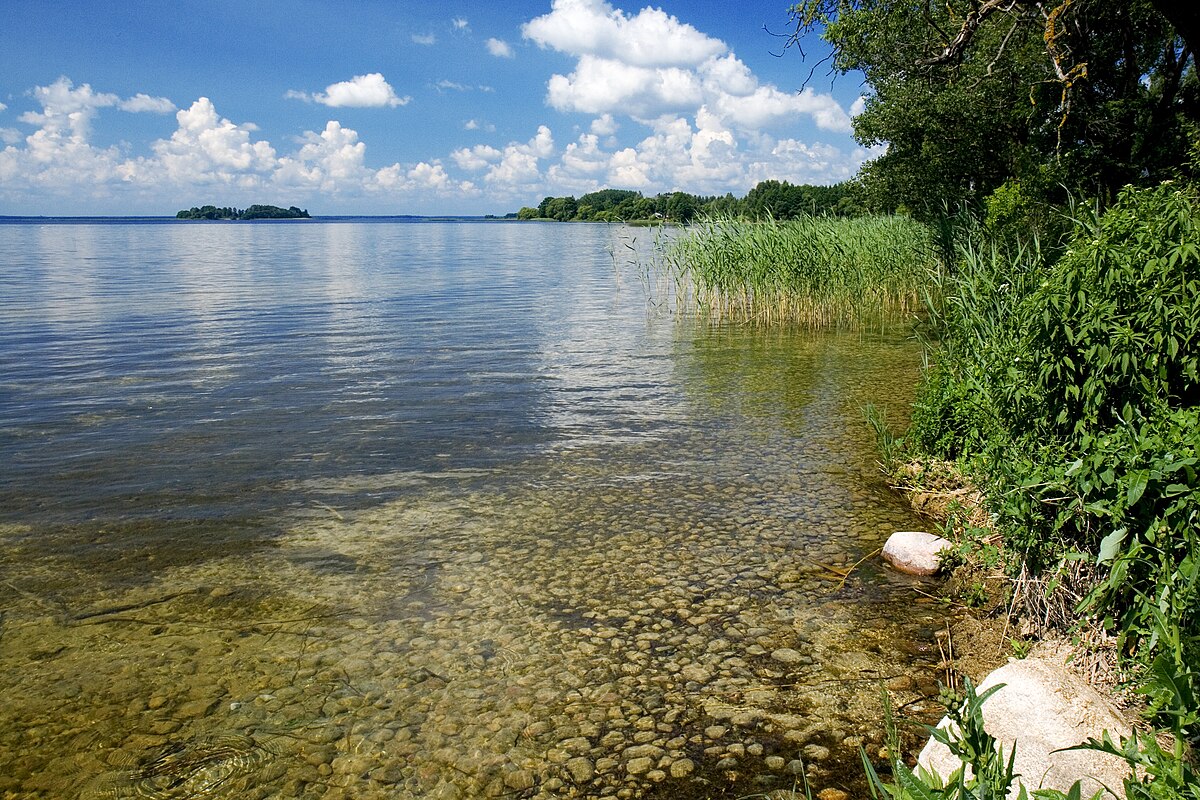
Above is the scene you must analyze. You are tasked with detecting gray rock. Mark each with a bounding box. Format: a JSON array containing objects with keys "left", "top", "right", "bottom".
[
  {"left": 771, "top": 648, "right": 805, "bottom": 664},
  {"left": 669, "top": 758, "right": 695, "bottom": 778},
  {"left": 881, "top": 531, "right": 952, "bottom": 576},
  {"left": 623, "top": 744, "right": 663, "bottom": 760},
  {"left": 918, "top": 655, "right": 1132, "bottom": 799},
  {"left": 803, "top": 744, "right": 830, "bottom": 761}
]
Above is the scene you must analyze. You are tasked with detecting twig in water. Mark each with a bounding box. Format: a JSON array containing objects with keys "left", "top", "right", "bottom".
[
  {"left": 313, "top": 502, "right": 345, "bottom": 520},
  {"left": 70, "top": 590, "right": 196, "bottom": 622},
  {"left": 835, "top": 547, "right": 883, "bottom": 592}
]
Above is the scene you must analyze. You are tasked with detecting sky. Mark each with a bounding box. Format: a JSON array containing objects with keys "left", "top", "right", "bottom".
[{"left": 0, "top": 0, "right": 875, "bottom": 216}]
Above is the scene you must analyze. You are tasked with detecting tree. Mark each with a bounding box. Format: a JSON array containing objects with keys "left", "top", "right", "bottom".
[
  {"left": 543, "top": 195, "right": 578, "bottom": 221},
  {"left": 578, "top": 189, "right": 642, "bottom": 211},
  {"left": 663, "top": 191, "right": 700, "bottom": 222},
  {"left": 789, "top": 0, "right": 1198, "bottom": 214}
]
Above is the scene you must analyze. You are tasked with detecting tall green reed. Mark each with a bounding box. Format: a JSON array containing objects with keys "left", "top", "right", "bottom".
[{"left": 663, "top": 214, "right": 938, "bottom": 327}]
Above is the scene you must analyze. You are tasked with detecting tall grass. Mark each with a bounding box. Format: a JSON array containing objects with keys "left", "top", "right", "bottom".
[{"left": 663, "top": 214, "right": 938, "bottom": 327}]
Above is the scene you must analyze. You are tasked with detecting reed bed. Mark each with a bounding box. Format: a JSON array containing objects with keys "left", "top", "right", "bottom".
[{"left": 664, "top": 214, "right": 938, "bottom": 327}]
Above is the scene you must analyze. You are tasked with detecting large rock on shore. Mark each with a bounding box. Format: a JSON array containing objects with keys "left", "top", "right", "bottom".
[
  {"left": 882, "top": 531, "right": 952, "bottom": 576},
  {"left": 917, "top": 655, "right": 1133, "bottom": 799}
]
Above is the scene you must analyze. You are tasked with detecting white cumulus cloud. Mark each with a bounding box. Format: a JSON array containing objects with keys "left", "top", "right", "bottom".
[
  {"left": 590, "top": 114, "right": 618, "bottom": 136},
  {"left": 275, "top": 120, "right": 370, "bottom": 192},
  {"left": 0, "top": 77, "right": 485, "bottom": 210},
  {"left": 483, "top": 125, "right": 556, "bottom": 189},
  {"left": 486, "top": 38, "right": 514, "bottom": 58},
  {"left": 412, "top": 32, "right": 436, "bottom": 45},
  {"left": 292, "top": 73, "right": 411, "bottom": 108},
  {"left": 119, "top": 93, "right": 176, "bottom": 114},
  {"left": 523, "top": 0, "right": 725, "bottom": 68},
  {"left": 522, "top": 1, "right": 853, "bottom": 135},
  {"left": 18, "top": 76, "right": 118, "bottom": 139},
  {"left": 146, "top": 97, "right": 278, "bottom": 186},
  {"left": 451, "top": 144, "right": 502, "bottom": 171},
  {"left": 1, "top": 77, "right": 127, "bottom": 192}
]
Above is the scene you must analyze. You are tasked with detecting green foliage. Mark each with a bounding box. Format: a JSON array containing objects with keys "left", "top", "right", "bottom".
[
  {"left": 1068, "top": 729, "right": 1200, "bottom": 800},
  {"left": 663, "top": 213, "right": 936, "bottom": 326},
  {"left": 983, "top": 176, "right": 1069, "bottom": 254},
  {"left": 744, "top": 179, "right": 865, "bottom": 219},
  {"left": 901, "top": 184, "right": 1200, "bottom": 789},
  {"left": 1063, "top": 652, "right": 1199, "bottom": 800},
  {"left": 790, "top": 0, "right": 1199, "bottom": 217},
  {"left": 175, "top": 204, "right": 309, "bottom": 220},
  {"left": 1019, "top": 185, "right": 1200, "bottom": 437},
  {"left": 861, "top": 680, "right": 1106, "bottom": 800},
  {"left": 865, "top": 403, "right": 902, "bottom": 464},
  {"left": 518, "top": 180, "right": 865, "bottom": 223}
]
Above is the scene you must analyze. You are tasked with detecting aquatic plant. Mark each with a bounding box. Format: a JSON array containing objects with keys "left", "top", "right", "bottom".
[{"left": 662, "top": 214, "right": 938, "bottom": 327}]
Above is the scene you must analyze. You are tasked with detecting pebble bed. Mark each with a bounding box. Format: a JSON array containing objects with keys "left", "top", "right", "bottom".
[{"left": 0, "top": 333, "right": 948, "bottom": 799}]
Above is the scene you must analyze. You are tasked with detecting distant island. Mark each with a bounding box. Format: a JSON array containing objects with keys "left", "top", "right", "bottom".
[{"left": 176, "top": 204, "right": 311, "bottom": 220}]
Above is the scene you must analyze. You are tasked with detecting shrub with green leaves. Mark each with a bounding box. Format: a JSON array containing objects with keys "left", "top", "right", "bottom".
[{"left": 904, "top": 183, "right": 1200, "bottom": 762}]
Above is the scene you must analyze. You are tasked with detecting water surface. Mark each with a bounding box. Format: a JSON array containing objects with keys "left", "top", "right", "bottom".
[{"left": 0, "top": 220, "right": 944, "bottom": 799}]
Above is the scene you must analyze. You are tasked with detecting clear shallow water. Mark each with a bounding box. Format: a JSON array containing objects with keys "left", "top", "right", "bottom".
[{"left": 0, "top": 220, "right": 944, "bottom": 799}]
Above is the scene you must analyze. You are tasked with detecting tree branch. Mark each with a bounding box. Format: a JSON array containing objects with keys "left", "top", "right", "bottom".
[{"left": 917, "top": 0, "right": 1026, "bottom": 66}]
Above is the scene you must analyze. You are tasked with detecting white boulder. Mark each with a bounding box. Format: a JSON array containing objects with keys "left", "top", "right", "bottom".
[
  {"left": 917, "top": 656, "right": 1133, "bottom": 798},
  {"left": 882, "top": 531, "right": 952, "bottom": 576}
]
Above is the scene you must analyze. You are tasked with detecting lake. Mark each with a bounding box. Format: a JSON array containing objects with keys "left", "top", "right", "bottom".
[{"left": 0, "top": 219, "right": 945, "bottom": 799}]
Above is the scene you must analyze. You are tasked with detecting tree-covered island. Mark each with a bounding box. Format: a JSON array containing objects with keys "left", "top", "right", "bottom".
[{"left": 176, "top": 204, "right": 311, "bottom": 220}]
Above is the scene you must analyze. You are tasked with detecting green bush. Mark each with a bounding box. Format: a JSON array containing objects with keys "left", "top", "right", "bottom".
[{"left": 903, "top": 183, "right": 1200, "bottom": 760}]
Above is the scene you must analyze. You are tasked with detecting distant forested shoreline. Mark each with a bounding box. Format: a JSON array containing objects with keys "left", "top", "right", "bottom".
[{"left": 514, "top": 181, "right": 862, "bottom": 223}]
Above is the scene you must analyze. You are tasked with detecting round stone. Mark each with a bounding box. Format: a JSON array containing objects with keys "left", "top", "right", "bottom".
[
  {"left": 566, "top": 757, "right": 594, "bottom": 784},
  {"left": 771, "top": 648, "right": 804, "bottom": 664},
  {"left": 504, "top": 769, "right": 536, "bottom": 791},
  {"left": 627, "top": 757, "right": 653, "bottom": 775}
]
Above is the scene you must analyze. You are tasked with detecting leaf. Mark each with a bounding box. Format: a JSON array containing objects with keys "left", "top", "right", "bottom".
[
  {"left": 894, "top": 762, "right": 943, "bottom": 800},
  {"left": 1125, "top": 470, "right": 1149, "bottom": 505},
  {"left": 1097, "top": 527, "right": 1128, "bottom": 564}
]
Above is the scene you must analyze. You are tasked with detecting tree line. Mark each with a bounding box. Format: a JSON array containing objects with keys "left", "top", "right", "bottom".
[
  {"left": 176, "top": 205, "right": 311, "bottom": 220},
  {"left": 515, "top": 181, "right": 866, "bottom": 223}
]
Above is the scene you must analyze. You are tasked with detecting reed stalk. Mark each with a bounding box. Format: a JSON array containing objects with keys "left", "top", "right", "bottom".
[{"left": 662, "top": 214, "right": 938, "bottom": 328}]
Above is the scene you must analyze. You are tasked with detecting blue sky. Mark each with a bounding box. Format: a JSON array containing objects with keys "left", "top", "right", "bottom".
[{"left": 0, "top": 1, "right": 873, "bottom": 215}]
